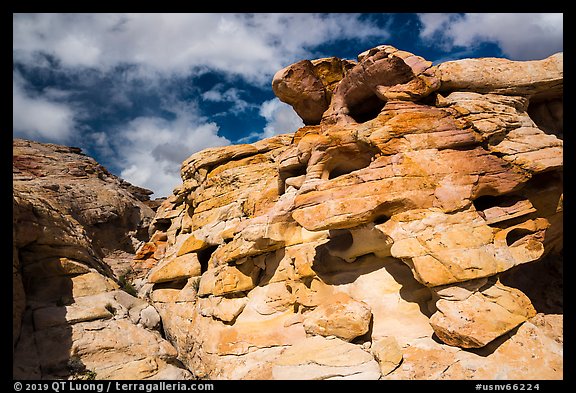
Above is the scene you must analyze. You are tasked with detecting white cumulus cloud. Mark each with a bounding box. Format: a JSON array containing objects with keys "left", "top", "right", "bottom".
[
  {"left": 13, "top": 13, "right": 389, "bottom": 196},
  {"left": 236, "top": 98, "right": 304, "bottom": 144},
  {"left": 260, "top": 98, "right": 305, "bottom": 138},
  {"left": 114, "top": 105, "right": 231, "bottom": 197},
  {"left": 13, "top": 13, "right": 388, "bottom": 84},
  {"left": 417, "top": 13, "right": 563, "bottom": 60},
  {"left": 13, "top": 72, "right": 78, "bottom": 142}
]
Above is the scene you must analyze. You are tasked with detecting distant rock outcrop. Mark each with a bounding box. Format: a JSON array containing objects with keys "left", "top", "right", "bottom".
[
  {"left": 138, "top": 45, "right": 562, "bottom": 380},
  {"left": 13, "top": 139, "right": 192, "bottom": 380}
]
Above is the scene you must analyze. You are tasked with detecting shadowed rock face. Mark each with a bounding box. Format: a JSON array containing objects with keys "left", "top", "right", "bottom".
[
  {"left": 272, "top": 57, "right": 356, "bottom": 125},
  {"left": 13, "top": 139, "right": 192, "bottom": 380},
  {"left": 139, "top": 45, "right": 562, "bottom": 380}
]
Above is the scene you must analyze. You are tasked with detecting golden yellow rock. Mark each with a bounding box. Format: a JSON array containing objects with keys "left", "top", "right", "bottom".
[
  {"left": 198, "top": 259, "right": 261, "bottom": 296},
  {"left": 371, "top": 336, "right": 403, "bottom": 376},
  {"left": 148, "top": 253, "right": 202, "bottom": 284},
  {"left": 177, "top": 235, "right": 209, "bottom": 256},
  {"left": 378, "top": 208, "right": 548, "bottom": 287}
]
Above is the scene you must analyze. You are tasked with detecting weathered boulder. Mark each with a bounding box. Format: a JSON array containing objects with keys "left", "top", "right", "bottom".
[
  {"left": 272, "top": 57, "right": 355, "bottom": 125},
  {"left": 302, "top": 292, "right": 372, "bottom": 341},
  {"left": 429, "top": 277, "right": 537, "bottom": 348},
  {"left": 378, "top": 208, "right": 548, "bottom": 287},
  {"left": 322, "top": 45, "right": 441, "bottom": 125},
  {"left": 385, "top": 313, "right": 562, "bottom": 380}
]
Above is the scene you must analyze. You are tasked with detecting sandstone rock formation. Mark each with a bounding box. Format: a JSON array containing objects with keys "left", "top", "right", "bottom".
[
  {"left": 14, "top": 44, "right": 562, "bottom": 381},
  {"left": 139, "top": 45, "right": 563, "bottom": 379},
  {"left": 13, "top": 139, "right": 192, "bottom": 380}
]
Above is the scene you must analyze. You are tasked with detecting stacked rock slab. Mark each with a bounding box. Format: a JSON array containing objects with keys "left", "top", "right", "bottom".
[
  {"left": 13, "top": 139, "right": 192, "bottom": 380},
  {"left": 141, "top": 45, "right": 562, "bottom": 379}
]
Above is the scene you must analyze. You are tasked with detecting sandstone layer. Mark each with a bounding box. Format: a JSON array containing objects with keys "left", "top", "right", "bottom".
[
  {"left": 139, "top": 45, "right": 563, "bottom": 379},
  {"left": 13, "top": 139, "right": 192, "bottom": 380}
]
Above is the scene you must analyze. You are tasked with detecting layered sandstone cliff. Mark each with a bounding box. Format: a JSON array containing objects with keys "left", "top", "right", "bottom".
[{"left": 135, "top": 46, "right": 563, "bottom": 379}]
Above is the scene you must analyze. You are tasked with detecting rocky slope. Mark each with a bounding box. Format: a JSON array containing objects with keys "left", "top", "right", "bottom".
[
  {"left": 13, "top": 139, "right": 192, "bottom": 379},
  {"left": 13, "top": 44, "right": 563, "bottom": 381},
  {"left": 137, "top": 45, "right": 563, "bottom": 379}
]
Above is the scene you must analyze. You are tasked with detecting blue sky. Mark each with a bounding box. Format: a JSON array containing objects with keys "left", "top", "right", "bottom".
[{"left": 13, "top": 13, "right": 563, "bottom": 197}]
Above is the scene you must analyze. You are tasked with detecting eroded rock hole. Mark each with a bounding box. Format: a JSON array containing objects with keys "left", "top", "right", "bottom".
[
  {"left": 327, "top": 155, "right": 373, "bottom": 180},
  {"left": 279, "top": 165, "right": 307, "bottom": 195},
  {"left": 197, "top": 245, "right": 218, "bottom": 274},
  {"left": 347, "top": 94, "right": 386, "bottom": 123},
  {"left": 373, "top": 214, "right": 390, "bottom": 225},
  {"left": 329, "top": 163, "right": 360, "bottom": 179},
  {"left": 527, "top": 97, "right": 563, "bottom": 139},
  {"left": 505, "top": 228, "right": 535, "bottom": 247},
  {"left": 326, "top": 229, "right": 354, "bottom": 251},
  {"left": 153, "top": 279, "right": 188, "bottom": 291},
  {"left": 152, "top": 218, "right": 171, "bottom": 233},
  {"left": 473, "top": 195, "right": 517, "bottom": 211}
]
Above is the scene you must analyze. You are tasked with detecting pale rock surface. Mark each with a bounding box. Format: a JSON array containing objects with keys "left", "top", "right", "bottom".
[
  {"left": 385, "top": 313, "right": 562, "bottom": 380},
  {"left": 438, "top": 52, "right": 563, "bottom": 97},
  {"left": 370, "top": 336, "right": 403, "bottom": 376},
  {"left": 429, "top": 277, "right": 537, "bottom": 348},
  {"left": 271, "top": 336, "right": 381, "bottom": 380},
  {"left": 302, "top": 292, "right": 372, "bottom": 341},
  {"left": 13, "top": 139, "right": 191, "bottom": 380}
]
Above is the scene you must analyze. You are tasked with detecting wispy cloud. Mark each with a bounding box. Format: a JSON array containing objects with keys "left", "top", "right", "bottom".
[
  {"left": 260, "top": 98, "right": 304, "bottom": 138},
  {"left": 417, "top": 13, "right": 563, "bottom": 60},
  {"left": 201, "top": 85, "right": 256, "bottom": 114}
]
